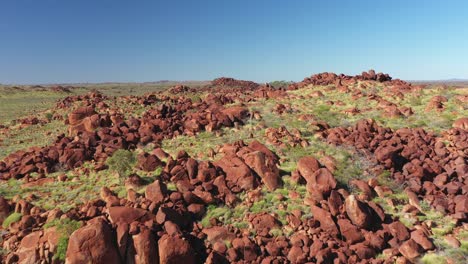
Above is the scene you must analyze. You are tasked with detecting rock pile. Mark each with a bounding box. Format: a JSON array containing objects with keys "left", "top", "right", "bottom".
[
  {"left": 265, "top": 126, "right": 309, "bottom": 149},
  {"left": 210, "top": 77, "right": 260, "bottom": 90},
  {"left": 288, "top": 70, "right": 411, "bottom": 91},
  {"left": 0, "top": 96, "right": 251, "bottom": 180},
  {"left": 324, "top": 119, "right": 467, "bottom": 221}
]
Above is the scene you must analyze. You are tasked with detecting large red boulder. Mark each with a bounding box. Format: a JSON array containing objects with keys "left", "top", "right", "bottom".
[
  {"left": 214, "top": 155, "right": 255, "bottom": 191},
  {"left": 66, "top": 217, "right": 121, "bottom": 264},
  {"left": 145, "top": 180, "right": 168, "bottom": 204},
  {"left": 108, "top": 206, "right": 151, "bottom": 225},
  {"left": 310, "top": 205, "right": 339, "bottom": 236},
  {"left": 158, "top": 234, "right": 196, "bottom": 264},
  {"left": 242, "top": 150, "right": 280, "bottom": 190},
  {"left": 307, "top": 168, "right": 337, "bottom": 194},
  {"left": 296, "top": 156, "right": 320, "bottom": 182},
  {"left": 132, "top": 228, "right": 159, "bottom": 264},
  {"left": 137, "top": 153, "right": 163, "bottom": 172},
  {"left": 345, "top": 195, "right": 375, "bottom": 229}
]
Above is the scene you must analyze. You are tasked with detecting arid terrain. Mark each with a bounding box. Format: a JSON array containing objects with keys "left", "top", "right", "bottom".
[{"left": 0, "top": 70, "right": 467, "bottom": 263}]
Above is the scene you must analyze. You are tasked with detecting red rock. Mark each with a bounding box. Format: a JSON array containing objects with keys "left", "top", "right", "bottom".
[
  {"left": 410, "top": 230, "right": 434, "bottom": 250},
  {"left": 0, "top": 196, "right": 10, "bottom": 225},
  {"left": 66, "top": 217, "right": 121, "bottom": 264},
  {"left": 327, "top": 190, "right": 343, "bottom": 216},
  {"left": 164, "top": 221, "right": 181, "bottom": 236},
  {"left": 187, "top": 203, "right": 205, "bottom": 219},
  {"left": 345, "top": 195, "right": 374, "bottom": 229},
  {"left": 350, "top": 179, "right": 373, "bottom": 199},
  {"left": 388, "top": 221, "right": 410, "bottom": 242},
  {"left": 116, "top": 223, "right": 129, "bottom": 260},
  {"left": 221, "top": 106, "right": 249, "bottom": 122},
  {"left": 350, "top": 243, "right": 376, "bottom": 260},
  {"left": 132, "top": 228, "right": 158, "bottom": 264},
  {"left": 231, "top": 237, "right": 258, "bottom": 261},
  {"left": 398, "top": 239, "right": 422, "bottom": 260},
  {"left": 155, "top": 207, "right": 185, "bottom": 228},
  {"left": 242, "top": 150, "right": 280, "bottom": 191},
  {"left": 337, "top": 219, "right": 364, "bottom": 244},
  {"left": 250, "top": 213, "right": 281, "bottom": 236},
  {"left": 297, "top": 156, "right": 320, "bottom": 182},
  {"left": 206, "top": 251, "right": 229, "bottom": 264},
  {"left": 287, "top": 246, "right": 307, "bottom": 263},
  {"left": 364, "top": 231, "right": 386, "bottom": 250},
  {"left": 202, "top": 226, "right": 235, "bottom": 244},
  {"left": 16, "top": 231, "right": 41, "bottom": 264},
  {"left": 214, "top": 155, "right": 255, "bottom": 191},
  {"left": 375, "top": 145, "right": 401, "bottom": 166},
  {"left": 137, "top": 153, "right": 162, "bottom": 172},
  {"left": 185, "top": 158, "right": 198, "bottom": 179},
  {"left": 455, "top": 195, "right": 468, "bottom": 213},
  {"left": 307, "top": 168, "right": 337, "bottom": 199},
  {"left": 145, "top": 180, "right": 167, "bottom": 204},
  {"left": 158, "top": 234, "right": 196, "bottom": 264},
  {"left": 319, "top": 156, "right": 337, "bottom": 173},
  {"left": 153, "top": 148, "right": 170, "bottom": 161},
  {"left": 452, "top": 117, "right": 468, "bottom": 129},
  {"left": 310, "top": 205, "right": 339, "bottom": 236},
  {"left": 108, "top": 206, "right": 150, "bottom": 225}
]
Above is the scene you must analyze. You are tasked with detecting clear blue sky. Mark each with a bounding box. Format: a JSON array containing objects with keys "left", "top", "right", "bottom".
[{"left": 1, "top": 0, "right": 467, "bottom": 84}]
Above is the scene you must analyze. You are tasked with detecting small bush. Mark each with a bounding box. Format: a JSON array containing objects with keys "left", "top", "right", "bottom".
[
  {"left": 2, "top": 212, "right": 22, "bottom": 228},
  {"left": 166, "top": 182, "right": 177, "bottom": 192},
  {"left": 44, "top": 218, "right": 82, "bottom": 261},
  {"left": 269, "top": 228, "right": 283, "bottom": 237},
  {"left": 55, "top": 236, "right": 69, "bottom": 261},
  {"left": 200, "top": 205, "right": 231, "bottom": 227},
  {"left": 45, "top": 112, "right": 53, "bottom": 121},
  {"left": 106, "top": 149, "right": 136, "bottom": 178}
]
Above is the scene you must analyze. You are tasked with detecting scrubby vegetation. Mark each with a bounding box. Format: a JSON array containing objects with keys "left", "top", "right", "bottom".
[
  {"left": 106, "top": 149, "right": 136, "bottom": 178},
  {"left": 44, "top": 218, "right": 82, "bottom": 261},
  {"left": 2, "top": 212, "right": 22, "bottom": 228}
]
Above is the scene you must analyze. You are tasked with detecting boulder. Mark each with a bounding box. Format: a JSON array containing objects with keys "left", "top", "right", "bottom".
[
  {"left": 242, "top": 150, "right": 280, "bottom": 190},
  {"left": 297, "top": 156, "right": 320, "bottom": 182},
  {"left": 345, "top": 195, "right": 374, "bottom": 229},
  {"left": 214, "top": 155, "right": 255, "bottom": 191},
  {"left": 158, "top": 234, "right": 196, "bottom": 264},
  {"left": 310, "top": 205, "right": 339, "bottom": 236},
  {"left": 145, "top": 180, "right": 167, "bottom": 204},
  {"left": 137, "top": 153, "right": 162, "bottom": 172},
  {"left": 133, "top": 228, "right": 159, "bottom": 264},
  {"left": 66, "top": 217, "right": 121, "bottom": 264},
  {"left": 411, "top": 230, "right": 434, "bottom": 250},
  {"left": 398, "top": 239, "right": 422, "bottom": 260},
  {"left": 108, "top": 206, "right": 150, "bottom": 225},
  {"left": 307, "top": 168, "right": 337, "bottom": 195},
  {"left": 337, "top": 219, "right": 364, "bottom": 244}
]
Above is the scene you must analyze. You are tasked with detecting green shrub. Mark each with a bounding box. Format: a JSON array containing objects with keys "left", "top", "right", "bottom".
[
  {"left": 166, "top": 182, "right": 177, "bottom": 192},
  {"left": 106, "top": 149, "right": 136, "bottom": 178},
  {"left": 2, "top": 212, "right": 22, "bottom": 228},
  {"left": 44, "top": 218, "right": 82, "bottom": 261},
  {"left": 200, "top": 205, "right": 231, "bottom": 227},
  {"left": 55, "top": 236, "right": 69, "bottom": 261},
  {"left": 268, "top": 80, "right": 293, "bottom": 88},
  {"left": 269, "top": 228, "right": 283, "bottom": 237},
  {"left": 45, "top": 112, "right": 53, "bottom": 121}
]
